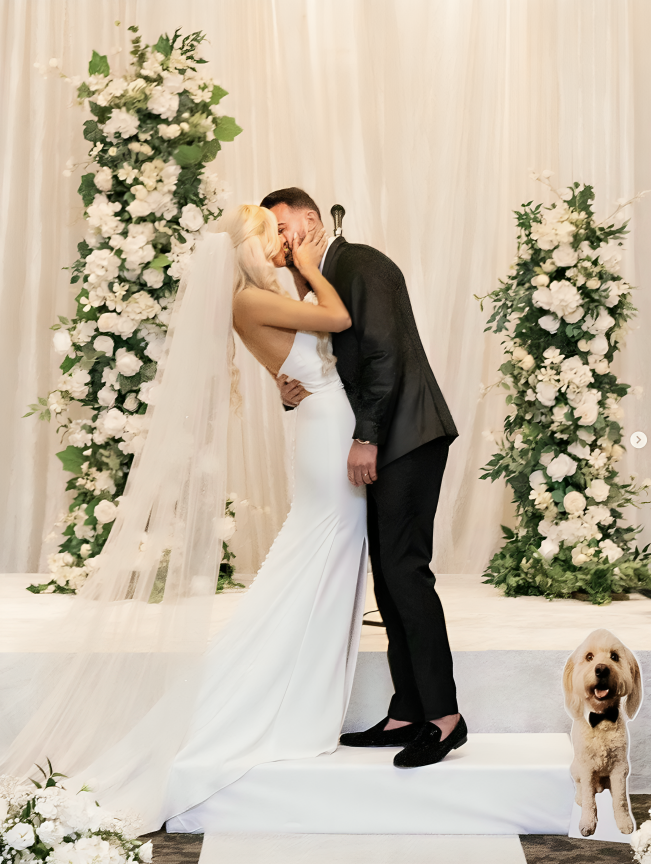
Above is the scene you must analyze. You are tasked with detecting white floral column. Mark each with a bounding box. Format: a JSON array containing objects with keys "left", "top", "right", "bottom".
[
  {"left": 479, "top": 176, "right": 651, "bottom": 604},
  {"left": 25, "top": 28, "right": 241, "bottom": 594}
]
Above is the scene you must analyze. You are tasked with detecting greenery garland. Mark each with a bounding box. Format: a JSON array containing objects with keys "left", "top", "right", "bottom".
[
  {"left": 479, "top": 174, "right": 651, "bottom": 605},
  {"left": 26, "top": 26, "right": 242, "bottom": 594}
]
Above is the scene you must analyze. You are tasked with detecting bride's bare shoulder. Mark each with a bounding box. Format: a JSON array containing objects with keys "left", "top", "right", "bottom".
[{"left": 233, "top": 286, "right": 296, "bottom": 322}]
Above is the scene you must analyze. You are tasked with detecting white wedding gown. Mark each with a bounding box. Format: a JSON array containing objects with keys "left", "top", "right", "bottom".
[{"left": 163, "top": 330, "right": 368, "bottom": 828}]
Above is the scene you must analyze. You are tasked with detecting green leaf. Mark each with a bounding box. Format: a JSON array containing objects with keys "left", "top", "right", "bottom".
[
  {"left": 213, "top": 116, "right": 243, "bottom": 142},
  {"left": 173, "top": 144, "right": 204, "bottom": 166},
  {"left": 88, "top": 50, "right": 110, "bottom": 77},
  {"left": 56, "top": 445, "right": 86, "bottom": 476},
  {"left": 38, "top": 396, "right": 48, "bottom": 406},
  {"left": 202, "top": 138, "right": 221, "bottom": 163},
  {"left": 78, "top": 172, "right": 98, "bottom": 207},
  {"left": 139, "top": 361, "right": 157, "bottom": 382},
  {"left": 149, "top": 254, "right": 172, "bottom": 271},
  {"left": 154, "top": 34, "right": 172, "bottom": 57},
  {"left": 77, "top": 81, "right": 92, "bottom": 100},
  {"left": 22, "top": 410, "right": 36, "bottom": 418},
  {"left": 210, "top": 84, "right": 228, "bottom": 105},
  {"left": 82, "top": 119, "right": 104, "bottom": 144},
  {"left": 58, "top": 316, "right": 70, "bottom": 325},
  {"left": 551, "top": 488, "right": 565, "bottom": 503},
  {"left": 60, "top": 354, "right": 79, "bottom": 374}
]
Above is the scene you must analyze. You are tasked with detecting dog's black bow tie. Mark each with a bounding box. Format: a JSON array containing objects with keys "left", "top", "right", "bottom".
[{"left": 589, "top": 705, "right": 619, "bottom": 727}]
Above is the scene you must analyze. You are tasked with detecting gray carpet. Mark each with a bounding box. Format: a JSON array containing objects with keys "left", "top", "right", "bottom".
[{"left": 145, "top": 794, "right": 650, "bottom": 863}]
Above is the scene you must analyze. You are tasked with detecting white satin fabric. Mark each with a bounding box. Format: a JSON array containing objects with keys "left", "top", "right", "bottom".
[{"left": 163, "top": 331, "right": 367, "bottom": 826}]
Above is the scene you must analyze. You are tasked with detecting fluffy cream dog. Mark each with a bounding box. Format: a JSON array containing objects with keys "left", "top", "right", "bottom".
[{"left": 563, "top": 628, "right": 642, "bottom": 836}]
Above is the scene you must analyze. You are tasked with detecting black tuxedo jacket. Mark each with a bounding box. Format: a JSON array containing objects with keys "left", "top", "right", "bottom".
[{"left": 322, "top": 236, "right": 458, "bottom": 469}]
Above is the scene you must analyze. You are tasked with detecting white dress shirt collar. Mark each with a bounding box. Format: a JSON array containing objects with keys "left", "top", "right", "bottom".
[{"left": 319, "top": 235, "right": 338, "bottom": 274}]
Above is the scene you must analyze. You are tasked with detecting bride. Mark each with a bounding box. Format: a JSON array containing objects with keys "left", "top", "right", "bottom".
[{"left": 0, "top": 205, "right": 368, "bottom": 832}]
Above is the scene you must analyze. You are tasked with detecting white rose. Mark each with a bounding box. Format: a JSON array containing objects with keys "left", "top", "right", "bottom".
[
  {"left": 551, "top": 244, "right": 578, "bottom": 267},
  {"left": 138, "top": 380, "right": 158, "bottom": 404},
  {"left": 139, "top": 841, "right": 153, "bottom": 864},
  {"left": 158, "top": 123, "right": 181, "bottom": 139},
  {"left": 586, "top": 478, "right": 609, "bottom": 502},
  {"left": 148, "top": 86, "right": 179, "bottom": 120},
  {"left": 563, "top": 306, "right": 584, "bottom": 323},
  {"left": 94, "top": 335, "right": 114, "bottom": 356},
  {"left": 215, "top": 516, "right": 236, "bottom": 541},
  {"left": 115, "top": 347, "right": 143, "bottom": 376},
  {"left": 512, "top": 346, "right": 527, "bottom": 362},
  {"left": 142, "top": 268, "right": 165, "bottom": 289},
  {"left": 585, "top": 334, "right": 608, "bottom": 356},
  {"left": 123, "top": 393, "right": 140, "bottom": 412},
  {"left": 536, "top": 381, "right": 558, "bottom": 407},
  {"left": 563, "top": 490, "right": 586, "bottom": 515},
  {"left": 4, "top": 822, "right": 36, "bottom": 850},
  {"left": 94, "top": 500, "right": 118, "bottom": 524},
  {"left": 567, "top": 440, "right": 590, "bottom": 460},
  {"left": 529, "top": 470, "right": 546, "bottom": 488},
  {"left": 599, "top": 538, "right": 623, "bottom": 563},
  {"left": 97, "top": 385, "right": 117, "bottom": 407},
  {"left": 520, "top": 354, "right": 535, "bottom": 371},
  {"left": 53, "top": 329, "right": 72, "bottom": 355},
  {"left": 551, "top": 404, "right": 569, "bottom": 424},
  {"left": 94, "top": 166, "right": 113, "bottom": 192},
  {"left": 179, "top": 203, "right": 205, "bottom": 233},
  {"left": 546, "top": 453, "right": 577, "bottom": 482},
  {"left": 538, "top": 314, "right": 560, "bottom": 333},
  {"left": 144, "top": 337, "right": 166, "bottom": 362},
  {"left": 97, "top": 312, "right": 120, "bottom": 333},
  {"left": 37, "top": 820, "right": 66, "bottom": 846},
  {"left": 540, "top": 537, "right": 560, "bottom": 561},
  {"left": 103, "top": 108, "right": 140, "bottom": 140},
  {"left": 101, "top": 407, "right": 127, "bottom": 437}
]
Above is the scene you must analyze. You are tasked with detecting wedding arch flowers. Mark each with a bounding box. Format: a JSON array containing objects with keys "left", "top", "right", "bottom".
[
  {"left": 25, "top": 27, "right": 241, "bottom": 593},
  {"left": 478, "top": 174, "right": 651, "bottom": 604},
  {"left": 0, "top": 762, "right": 152, "bottom": 864}
]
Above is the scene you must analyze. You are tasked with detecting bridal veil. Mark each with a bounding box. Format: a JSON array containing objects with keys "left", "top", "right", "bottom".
[{"left": 0, "top": 232, "right": 284, "bottom": 829}]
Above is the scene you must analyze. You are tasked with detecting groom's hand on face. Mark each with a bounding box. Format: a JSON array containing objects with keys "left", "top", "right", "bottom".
[
  {"left": 276, "top": 374, "right": 309, "bottom": 407},
  {"left": 347, "top": 441, "right": 378, "bottom": 486}
]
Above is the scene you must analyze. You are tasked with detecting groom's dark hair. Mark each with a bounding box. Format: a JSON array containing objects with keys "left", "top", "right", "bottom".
[{"left": 260, "top": 187, "right": 321, "bottom": 220}]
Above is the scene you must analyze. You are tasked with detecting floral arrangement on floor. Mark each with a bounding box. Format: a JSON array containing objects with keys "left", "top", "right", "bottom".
[
  {"left": 26, "top": 25, "right": 241, "bottom": 594},
  {"left": 632, "top": 809, "right": 651, "bottom": 863},
  {"left": 478, "top": 173, "right": 651, "bottom": 605},
  {"left": 0, "top": 762, "right": 152, "bottom": 864}
]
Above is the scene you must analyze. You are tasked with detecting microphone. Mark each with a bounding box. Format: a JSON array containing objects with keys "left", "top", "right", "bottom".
[{"left": 331, "top": 204, "right": 345, "bottom": 237}]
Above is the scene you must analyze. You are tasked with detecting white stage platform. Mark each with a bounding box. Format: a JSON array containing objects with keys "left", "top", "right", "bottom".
[
  {"left": 1, "top": 570, "right": 649, "bottom": 838},
  {"left": 166, "top": 733, "right": 574, "bottom": 835}
]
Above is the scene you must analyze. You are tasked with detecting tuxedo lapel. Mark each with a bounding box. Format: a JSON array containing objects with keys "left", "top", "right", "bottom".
[{"left": 322, "top": 236, "right": 346, "bottom": 284}]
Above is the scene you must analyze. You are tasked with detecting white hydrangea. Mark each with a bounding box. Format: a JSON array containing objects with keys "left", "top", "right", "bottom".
[
  {"left": 94, "top": 76, "right": 128, "bottom": 106},
  {"left": 147, "top": 86, "right": 179, "bottom": 120},
  {"left": 103, "top": 108, "right": 140, "bottom": 140},
  {"left": 84, "top": 248, "right": 120, "bottom": 286},
  {"left": 72, "top": 320, "right": 98, "bottom": 345},
  {"left": 86, "top": 194, "right": 123, "bottom": 238},
  {"left": 532, "top": 279, "right": 582, "bottom": 321},
  {"left": 117, "top": 414, "right": 149, "bottom": 455},
  {"left": 599, "top": 538, "right": 623, "bottom": 563}
]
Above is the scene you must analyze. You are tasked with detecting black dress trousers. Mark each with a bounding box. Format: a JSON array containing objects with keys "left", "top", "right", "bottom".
[{"left": 366, "top": 436, "right": 458, "bottom": 721}]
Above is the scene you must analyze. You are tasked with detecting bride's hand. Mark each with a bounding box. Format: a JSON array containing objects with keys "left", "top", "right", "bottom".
[{"left": 291, "top": 227, "right": 328, "bottom": 276}]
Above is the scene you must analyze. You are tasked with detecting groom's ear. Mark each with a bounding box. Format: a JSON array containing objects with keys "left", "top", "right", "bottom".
[{"left": 305, "top": 210, "right": 321, "bottom": 230}]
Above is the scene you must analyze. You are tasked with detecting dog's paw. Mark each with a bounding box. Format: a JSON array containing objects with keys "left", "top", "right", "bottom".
[
  {"left": 579, "top": 819, "right": 596, "bottom": 837},
  {"left": 615, "top": 816, "right": 634, "bottom": 835}
]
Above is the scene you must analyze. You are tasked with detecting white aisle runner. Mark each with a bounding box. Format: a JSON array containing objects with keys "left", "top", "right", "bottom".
[{"left": 198, "top": 833, "right": 527, "bottom": 864}]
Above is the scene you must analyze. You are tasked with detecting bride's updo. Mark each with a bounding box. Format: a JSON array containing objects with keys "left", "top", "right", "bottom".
[{"left": 223, "top": 204, "right": 285, "bottom": 296}]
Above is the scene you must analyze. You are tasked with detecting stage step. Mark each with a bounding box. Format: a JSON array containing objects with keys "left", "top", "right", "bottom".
[
  {"left": 167, "top": 733, "right": 574, "bottom": 835},
  {"left": 198, "top": 833, "right": 528, "bottom": 864}
]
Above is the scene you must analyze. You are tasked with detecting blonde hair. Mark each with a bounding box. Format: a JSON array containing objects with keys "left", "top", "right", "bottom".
[{"left": 222, "top": 205, "right": 336, "bottom": 408}]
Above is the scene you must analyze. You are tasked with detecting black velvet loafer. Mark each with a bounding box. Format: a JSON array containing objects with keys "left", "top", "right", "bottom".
[
  {"left": 339, "top": 717, "right": 424, "bottom": 748},
  {"left": 393, "top": 715, "right": 468, "bottom": 768}
]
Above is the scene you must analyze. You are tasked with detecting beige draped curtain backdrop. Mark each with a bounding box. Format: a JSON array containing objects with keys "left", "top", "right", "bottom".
[{"left": 1, "top": 0, "right": 650, "bottom": 574}]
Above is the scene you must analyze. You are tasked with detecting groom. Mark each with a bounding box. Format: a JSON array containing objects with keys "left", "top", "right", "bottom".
[{"left": 260, "top": 187, "right": 465, "bottom": 767}]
